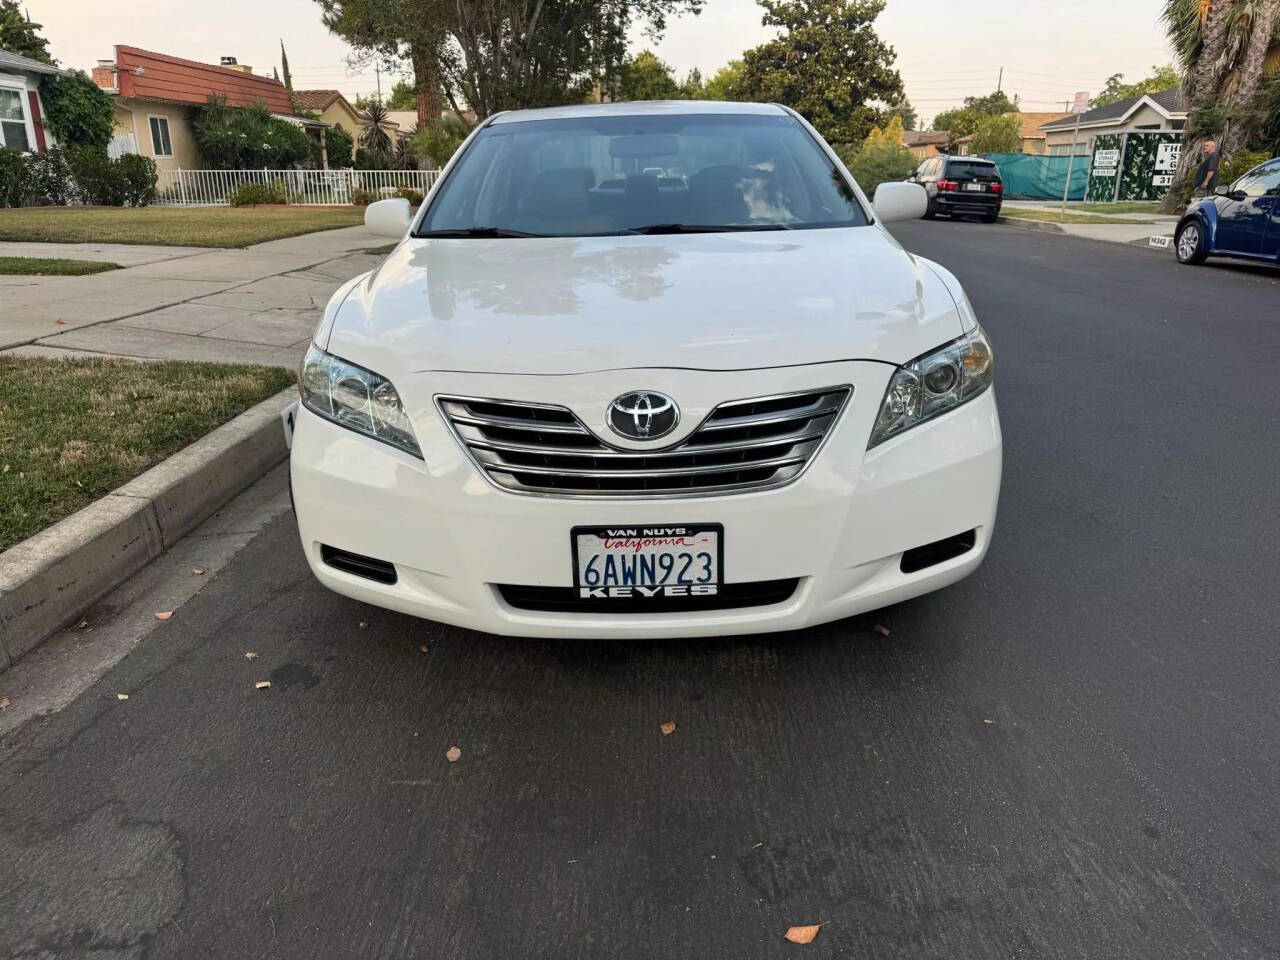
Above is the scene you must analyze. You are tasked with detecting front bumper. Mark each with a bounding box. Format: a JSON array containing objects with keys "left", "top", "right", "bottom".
[{"left": 290, "top": 362, "right": 1002, "bottom": 638}]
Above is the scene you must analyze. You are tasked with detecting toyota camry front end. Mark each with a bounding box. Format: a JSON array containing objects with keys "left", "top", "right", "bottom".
[{"left": 289, "top": 101, "right": 1002, "bottom": 638}]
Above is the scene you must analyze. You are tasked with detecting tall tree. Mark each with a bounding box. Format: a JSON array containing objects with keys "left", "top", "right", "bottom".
[
  {"left": 614, "top": 49, "right": 682, "bottom": 101},
  {"left": 968, "top": 113, "right": 1021, "bottom": 154},
  {"left": 733, "top": 0, "right": 904, "bottom": 145},
  {"left": 386, "top": 79, "right": 417, "bottom": 109},
  {"left": 931, "top": 90, "right": 1016, "bottom": 144},
  {"left": 0, "top": 0, "right": 52, "bottom": 63},
  {"left": 703, "top": 60, "right": 746, "bottom": 101},
  {"left": 316, "top": 0, "right": 701, "bottom": 126},
  {"left": 279, "top": 40, "right": 294, "bottom": 96},
  {"left": 1091, "top": 65, "right": 1180, "bottom": 107},
  {"left": 883, "top": 92, "right": 917, "bottom": 130},
  {"left": 1160, "top": 0, "right": 1280, "bottom": 210}
]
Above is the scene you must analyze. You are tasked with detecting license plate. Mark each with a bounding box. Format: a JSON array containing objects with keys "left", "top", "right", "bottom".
[
  {"left": 963, "top": 182, "right": 985, "bottom": 192},
  {"left": 572, "top": 524, "right": 722, "bottom": 599}
]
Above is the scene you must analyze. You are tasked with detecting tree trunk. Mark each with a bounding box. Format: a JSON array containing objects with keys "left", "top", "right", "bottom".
[
  {"left": 412, "top": 44, "right": 443, "bottom": 131},
  {"left": 1160, "top": 0, "right": 1236, "bottom": 212},
  {"left": 1220, "top": 0, "right": 1280, "bottom": 155}
]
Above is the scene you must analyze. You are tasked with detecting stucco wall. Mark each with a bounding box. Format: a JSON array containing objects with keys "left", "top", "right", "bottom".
[
  {"left": 1043, "top": 104, "right": 1185, "bottom": 156},
  {"left": 117, "top": 98, "right": 200, "bottom": 169}
]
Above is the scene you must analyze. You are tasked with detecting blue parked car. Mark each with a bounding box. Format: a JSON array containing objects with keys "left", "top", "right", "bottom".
[{"left": 1175, "top": 156, "right": 1280, "bottom": 266}]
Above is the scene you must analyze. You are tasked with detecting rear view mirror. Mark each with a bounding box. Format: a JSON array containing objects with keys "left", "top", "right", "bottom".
[
  {"left": 873, "top": 182, "right": 928, "bottom": 223},
  {"left": 609, "top": 134, "right": 679, "bottom": 159},
  {"left": 365, "top": 197, "right": 412, "bottom": 238}
]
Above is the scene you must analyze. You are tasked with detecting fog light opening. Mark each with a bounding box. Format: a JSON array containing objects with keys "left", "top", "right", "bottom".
[{"left": 899, "top": 530, "right": 977, "bottom": 574}]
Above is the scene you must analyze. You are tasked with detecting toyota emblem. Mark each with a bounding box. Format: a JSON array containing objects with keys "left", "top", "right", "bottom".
[{"left": 607, "top": 391, "right": 679, "bottom": 441}]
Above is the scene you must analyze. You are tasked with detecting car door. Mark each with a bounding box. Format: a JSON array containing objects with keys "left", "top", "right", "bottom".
[
  {"left": 1214, "top": 161, "right": 1280, "bottom": 255},
  {"left": 1252, "top": 161, "right": 1280, "bottom": 259}
]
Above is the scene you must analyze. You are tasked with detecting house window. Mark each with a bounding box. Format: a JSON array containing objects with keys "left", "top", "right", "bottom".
[
  {"left": 148, "top": 115, "right": 173, "bottom": 157},
  {"left": 0, "top": 88, "right": 31, "bottom": 152}
]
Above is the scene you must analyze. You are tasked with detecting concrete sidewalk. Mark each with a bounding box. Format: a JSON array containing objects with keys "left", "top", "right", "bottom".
[
  {"left": 1, "top": 226, "right": 384, "bottom": 367},
  {"left": 0, "top": 240, "right": 207, "bottom": 267}
]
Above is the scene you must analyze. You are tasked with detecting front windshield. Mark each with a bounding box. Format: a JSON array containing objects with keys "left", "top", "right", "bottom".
[{"left": 417, "top": 112, "right": 869, "bottom": 237}]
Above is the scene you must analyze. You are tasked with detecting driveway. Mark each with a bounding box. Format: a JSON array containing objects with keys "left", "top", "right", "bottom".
[
  {"left": 0, "top": 227, "right": 384, "bottom": 366},
  {"left": 1, "top": 220, "right": 1278, "bottom": 959}
]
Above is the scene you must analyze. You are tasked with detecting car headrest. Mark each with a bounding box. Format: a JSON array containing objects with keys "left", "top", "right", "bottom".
[{"left": 521, "top": 167, "right": 597, "bottom": 217}]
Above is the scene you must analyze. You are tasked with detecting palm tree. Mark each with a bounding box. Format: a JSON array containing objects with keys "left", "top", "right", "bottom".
[
  {"left": 359, "top": 101, "right": 395, "bottom": 156},
  {"left": 1160, "top": 0, "right": 1280, "bottom": 210}
]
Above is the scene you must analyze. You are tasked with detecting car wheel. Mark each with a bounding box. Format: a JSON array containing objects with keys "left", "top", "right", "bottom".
[{"left": 1175, "top": 219, "right": 1208, "bottom": 265}]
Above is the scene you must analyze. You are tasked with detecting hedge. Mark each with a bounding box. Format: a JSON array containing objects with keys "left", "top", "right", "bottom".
[{"left": 0, "top": 147, "right": 157, "bottom": 208}]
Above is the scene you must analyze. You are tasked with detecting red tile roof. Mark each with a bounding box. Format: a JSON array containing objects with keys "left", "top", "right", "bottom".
[
  {"left": 293, "top": 89, "right": 345, "bottom": 113},
  {"left": 113, "top": 45, "right": 294, "bottom": 115}
]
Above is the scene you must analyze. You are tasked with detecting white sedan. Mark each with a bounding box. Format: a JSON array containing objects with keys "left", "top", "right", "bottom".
[{"left": 289, "top": 101, "right": 1001, "bottom": 637}]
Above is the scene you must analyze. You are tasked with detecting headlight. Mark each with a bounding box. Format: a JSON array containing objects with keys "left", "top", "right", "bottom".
[
  {"left": 299, "top": 344, "right": 422, "bottom": 458},
  {"left": 868, "top": 326, "right": 993, "bottom": 448}
]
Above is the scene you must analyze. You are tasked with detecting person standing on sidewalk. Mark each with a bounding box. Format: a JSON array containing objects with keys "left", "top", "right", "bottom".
[{"left": 1194, "top": 140, "right": 1220, "bottom": 197}]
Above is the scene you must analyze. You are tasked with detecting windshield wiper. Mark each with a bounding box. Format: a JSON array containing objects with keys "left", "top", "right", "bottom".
[
  {"left": 623, "top": 223, "right": 793, "bottom": 235},
  {"left": 417, "top": 227, "right": 546, "bottom": 238}
]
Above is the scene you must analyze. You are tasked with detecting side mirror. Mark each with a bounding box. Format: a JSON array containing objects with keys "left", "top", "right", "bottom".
[
  {"left": 365, "top": 197, "right": 413, "bottom": 238},
  {"left": 873, "top": 182, "right": 928, "bottom": 223}
]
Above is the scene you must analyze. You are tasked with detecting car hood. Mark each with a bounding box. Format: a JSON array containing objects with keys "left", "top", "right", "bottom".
[{"left": 325, "top": 227, "right": 967, "bottom": 375}]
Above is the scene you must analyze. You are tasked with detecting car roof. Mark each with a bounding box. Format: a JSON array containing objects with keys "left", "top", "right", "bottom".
[{"left": 488, "top": 100, "right": 791, "bottom": 125}]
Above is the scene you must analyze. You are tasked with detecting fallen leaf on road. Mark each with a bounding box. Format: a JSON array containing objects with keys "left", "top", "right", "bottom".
[
  {"left": 245, "top": 652, "right": 258, "bottom": 660},
  {"left": 784, "top": 924, "right": 824, "bottom": 944},
  {"left": 875, "top": 624, "right": 890, "bottom": 636},
  {"left": 446, "top": 745, "right": 461, "bottom": 762},
  {"left": 116, "top": 693, "right": 129, "bottom": 701},
  {"left": 419, "top": 645, "right": 429, "bottom": 654},
  {"left": 660, "top": 721, "right": 677, "bottom": 736},
  {"left": 359, "top": 621, "right": 368, "bottom": 629},
  {"left": 154, "top": 611, "right": 173, "bottom": 621},
  {"left": 55, "top": 318, "right": 66, "bottom": 325},
  {"left": 255, "top": 681, "right": 271, "bottom": 690},
  {"left": 191, "top": 568, "right": 205, "bottom": 576},
  {"left": 0, "top": 697, "right": 10, "bottom": 710},
  {"left": 983, "top": 719, "right": 994, "bottom": 724}
]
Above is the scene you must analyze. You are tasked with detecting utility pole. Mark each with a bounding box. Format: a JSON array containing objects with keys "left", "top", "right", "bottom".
[
  {"left": 375, "top": 64, "right": 382, "bottom": 103},
  {"left": 997, "top": 66, "right": 1002, "bottom": 92}
]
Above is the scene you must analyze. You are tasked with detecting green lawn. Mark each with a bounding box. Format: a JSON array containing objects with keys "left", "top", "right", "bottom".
[
  {"left": 0, "top": 256, "right": 120, "bottom": 276},
  {"left": 1002, "top": 208, "right": 1156, "bottom": 225},
  {"left": 0, "top": 206, "right": 366, "bottom": 249},
  {"left": 0, "top": 357, "right": 294, "bottom": 551},
  {"left": 1073, "top": 202, "right": 1163, "bottom": 214}
]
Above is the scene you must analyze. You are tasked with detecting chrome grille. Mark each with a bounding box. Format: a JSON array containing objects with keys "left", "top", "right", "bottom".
[{"left": 437, "top": 387, "right": 851, "bottom": 497}]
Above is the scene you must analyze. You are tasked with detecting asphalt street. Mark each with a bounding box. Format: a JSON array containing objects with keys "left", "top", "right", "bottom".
[{"left": 3, "top": 221, "right": 1279, "bottom": 959}]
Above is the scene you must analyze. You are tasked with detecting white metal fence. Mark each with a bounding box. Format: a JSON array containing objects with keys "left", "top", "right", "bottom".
[{"left": 153, "top": 168, "right": 442, "bottom": 207}]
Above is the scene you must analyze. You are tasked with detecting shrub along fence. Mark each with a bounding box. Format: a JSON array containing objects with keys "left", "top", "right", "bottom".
[{"left": 155, "top": 168, "right": 441, "bottom": 207}]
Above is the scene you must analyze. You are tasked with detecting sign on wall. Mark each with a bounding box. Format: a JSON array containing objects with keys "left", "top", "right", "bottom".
[{"left": 1086, "top": 133, "right": 1184, "bottom": 202}]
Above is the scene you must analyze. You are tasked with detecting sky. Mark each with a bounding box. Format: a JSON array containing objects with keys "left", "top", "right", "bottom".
[{"left": 25, "top": 0, "right": 1175, "bottom": 127}]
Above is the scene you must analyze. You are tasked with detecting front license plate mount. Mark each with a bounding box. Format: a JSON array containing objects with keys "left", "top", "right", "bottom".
[{"left": 572, "top": 524, "right": 723, "bottom": 600}]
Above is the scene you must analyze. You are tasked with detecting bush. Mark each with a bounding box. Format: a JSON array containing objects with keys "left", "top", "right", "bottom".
[
  {"left": 191, "top": 96, "right": 314, "bottom": 170},
  {"left": 841, "top": 120, "right": 919, "bottom": 195},
  {"left": 394, "top": 185, "right": 423, "bottom": 205},
  {"left": 410, "top": 115, "right": 470, "bottom": 168},
  {"left": 228, "top": 180, "right": 290, "bottom": 206},
  {"left": 1221, "top": 149, "right": 1271, "bottom": 187},
  {"left": 354, "top": 146, "right": 390, "bottom": 170},
  {"left": 38, "top": 71, "right": 115, "bottom": 150},
  {"left": 326, "top": 123, "right": 355, "bottom": 168},
  {"left": 26, "top": 146, "right": 74, "bottom": 205},
  {"left": 116, "top": 153, "right": 157, "bottom": 207},
  {"left": 0, "top": 148, "right": 27, "bottom": 207},
  {"left": 65, "top": 146, "right": 125, "bottom": 205},
  {"left": 350, "top": 187, "right": 377, "bottom": 207}
]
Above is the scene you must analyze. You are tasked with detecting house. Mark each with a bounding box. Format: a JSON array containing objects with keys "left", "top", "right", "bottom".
[
  {"left": 1039, "top": 89, "right": 1185, "bottom": 157},
  {"left": 0, "top": 48, "right": 66, "bottom": 152},
  {"left": 904, "top": 130, "right": 948, "bottom": 159},
  {"left": 1015, "top": 112, "right": 1072, "bottom": 154},
  {"left": 90, "top": 46, "right": 320, "bottom": 169},
  {"left": 294, "top": 89, "right": 363, "bottom": 160}
]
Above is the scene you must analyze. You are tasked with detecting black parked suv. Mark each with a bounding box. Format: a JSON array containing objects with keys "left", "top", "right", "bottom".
[{"left": 910, "top": 156, "right": 1004, "bottom": 222}]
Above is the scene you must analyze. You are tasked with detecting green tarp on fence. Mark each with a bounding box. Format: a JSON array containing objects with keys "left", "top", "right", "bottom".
[{"left": 985, "top": 153, "right": 1088, "bottom": 200}]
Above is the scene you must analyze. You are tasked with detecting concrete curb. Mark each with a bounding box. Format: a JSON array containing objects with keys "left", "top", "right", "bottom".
[
  {"left": 996, "top": 216, "right": 1065, "bottom": 233},
  {"left": 0, "top": 387, "right": 296, "bottom": 672}
]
